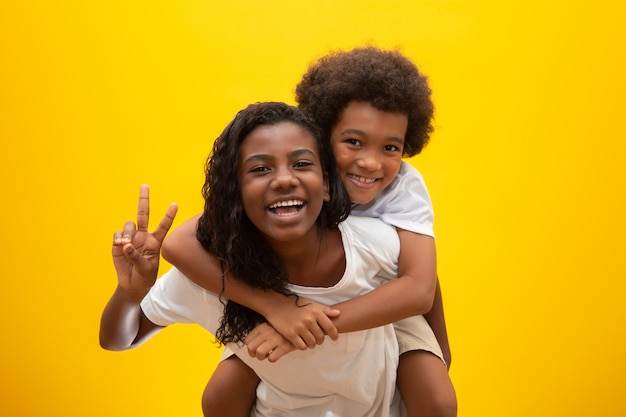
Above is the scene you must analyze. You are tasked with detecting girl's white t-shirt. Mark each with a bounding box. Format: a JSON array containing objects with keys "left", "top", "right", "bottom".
[{"left": 141, "top": 215, "right": 405, "bottom": 417}]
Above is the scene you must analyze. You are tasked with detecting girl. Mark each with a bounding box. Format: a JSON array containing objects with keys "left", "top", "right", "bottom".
[
  {"left": 163, "top": 47, "right": 457, "bottom": 417},
  {"left": 100, "top": 102, "right": 437, "bottom": 416}
]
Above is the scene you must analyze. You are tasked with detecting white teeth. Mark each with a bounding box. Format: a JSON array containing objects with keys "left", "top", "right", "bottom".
[
  {"left": 349, "top": 174, "right": 377, "bottom": 184},
  {"left": 269, "top": 200, "right": 304, "bottom": 209}
]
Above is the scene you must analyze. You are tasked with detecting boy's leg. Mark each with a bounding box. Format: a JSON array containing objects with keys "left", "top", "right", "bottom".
[
  {"left": 202, "top": 355, "right": 260, "bottom": 417},
  {"left": 397, "top": 350, "right": 457, "bottom": 417},
  {"left": 423, "top": 278, "right": 452, "bottom": 367}
]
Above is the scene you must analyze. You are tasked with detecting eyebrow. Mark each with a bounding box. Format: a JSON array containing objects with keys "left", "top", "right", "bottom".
[
  {"left": 340, "top": 128, "right": 405, "bottom": 145},
  {"left": 243, "top": 148, "right": 318, "bottom": 165}
]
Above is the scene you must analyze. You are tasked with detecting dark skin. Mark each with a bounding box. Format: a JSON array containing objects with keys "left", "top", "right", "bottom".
[
  {"left": 201, "top": 357, "right": 258, "bottom": 417},
  {"left": 427, "top": 279, "right": 451, "bottom": 366},
  {"left": 100, "top": 185, "right": 178, "bottom": 352}
]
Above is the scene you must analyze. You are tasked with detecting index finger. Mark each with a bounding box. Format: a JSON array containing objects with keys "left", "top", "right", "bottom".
[{"left": 136, "top": 184, "right": 150, "bottom": 232}]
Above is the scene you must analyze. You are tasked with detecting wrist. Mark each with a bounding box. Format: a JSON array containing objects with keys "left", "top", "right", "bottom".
[
  {"left": 115, "top": 284, "right": 150, "bottom": 303},
  {"left": 255, "top": 290, "right": 291, "bottom": 318}
]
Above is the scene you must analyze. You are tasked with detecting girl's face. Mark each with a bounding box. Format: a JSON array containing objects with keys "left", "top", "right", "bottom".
[
  {"left": 237, "top": 121, "right": 330, "bottom": 244},
  {"left": 330, "top": 101, "right": 408, "bottom": 205}
]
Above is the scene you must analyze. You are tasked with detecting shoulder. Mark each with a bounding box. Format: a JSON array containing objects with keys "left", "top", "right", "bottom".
[
  {"left": 147, "top": 267, "right": 207, "bottom": 303},
  {"left": 341, "top": 214, "right": 394, "bottom": 231},
  {"left": 339, "top": 216, "right": 400, "bottom": 279},
  {"left": 391, "top": 161, "right": 427, "bottom": 191},
  {"left": 339, "top": 216, "right": 399, "bottom": 252},
  {"left": 384, "top": 162, "right": 431, "bottom": 207},
  {"left": 141, "top": 267, "right": 223, "bottom": 329}
]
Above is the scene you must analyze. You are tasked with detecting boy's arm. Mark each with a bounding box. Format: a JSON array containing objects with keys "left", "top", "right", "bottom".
[
  {"left": 245, "top": 231, "right": 444, "bottom": 362},
  {"left": 329, "top": 229, "right": 437, "bottom": 332},
  {"left": 164, "top": 217, "right": 450, "bottom": 358},
  {"left": 99, "top": 185, "right": 177, "bottom": 351},
  {"left": 161, "top": 215, "right": 340, "bottom": 349},
  {"left": 244, "top": 230, "right": 453, "bottom": 363},
  {"left": 331, "top": 229, "right": 452, "bottom": 367}
]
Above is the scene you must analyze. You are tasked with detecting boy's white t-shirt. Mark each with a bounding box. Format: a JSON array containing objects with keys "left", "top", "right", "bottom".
[
  {"left": 351, "top": 161, "right": 434, "bottom": 237},
  {"left": 141, "top": 216, "right": 405, "bottom": 417}
]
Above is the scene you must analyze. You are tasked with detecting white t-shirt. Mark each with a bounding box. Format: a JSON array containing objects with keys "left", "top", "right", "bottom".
[
  {"left": 141, "top": 215, "right": 404, "bottom": 417},
  {"left": 351, "top": 161, "right": 434, "bottom": 237}
]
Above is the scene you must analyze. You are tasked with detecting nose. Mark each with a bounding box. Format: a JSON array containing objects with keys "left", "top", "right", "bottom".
[
  {"left": 356, "top": 151, "right": 382, "bottom": 171},
  {"left": 270, "top": 168, "right": 299, "bottom": 190}
]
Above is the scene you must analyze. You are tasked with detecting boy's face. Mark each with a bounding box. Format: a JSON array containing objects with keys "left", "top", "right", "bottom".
[{"left": 330, "top": 101, "right": 407, "bottom": 205}]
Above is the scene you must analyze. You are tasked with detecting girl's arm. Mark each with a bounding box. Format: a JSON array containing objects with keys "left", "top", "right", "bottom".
[
  {"left": 99, "top": 185, "right": 176, "bottom": 351},
  {"left": 100, "top": 284, "right": 162, "bottom": 351},
  {"left": 161, "top": 215, "right": 340, "bottom": 350}
]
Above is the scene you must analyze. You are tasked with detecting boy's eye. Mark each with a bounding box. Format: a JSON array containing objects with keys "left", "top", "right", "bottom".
[{"left": 384, "top": 145, "right": 400, "bottom": 152}]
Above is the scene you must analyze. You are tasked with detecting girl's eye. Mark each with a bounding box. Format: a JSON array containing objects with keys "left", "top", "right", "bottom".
[
  {"left": 345, "top": 138, "right": 361, "bottom": 146},
  {"left": 294, "top": 160, "right": 314, "bottom": 168},
  {"left": 249, "top": 166, "right": 270, "bottom": 173}
]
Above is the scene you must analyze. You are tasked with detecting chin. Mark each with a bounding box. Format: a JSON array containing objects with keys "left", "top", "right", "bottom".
[{"left": 350, "top": 196, "right": 375, "bottom": 205}]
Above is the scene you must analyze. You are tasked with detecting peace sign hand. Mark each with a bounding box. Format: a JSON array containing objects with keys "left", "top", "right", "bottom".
[{"left": 112, "top": 185, "right": 178, "bottom": 293}]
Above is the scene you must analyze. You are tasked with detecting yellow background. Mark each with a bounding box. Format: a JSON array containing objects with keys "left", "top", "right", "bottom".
[{"left": 1, "top": 1, "right": 625, "bottom": 416}]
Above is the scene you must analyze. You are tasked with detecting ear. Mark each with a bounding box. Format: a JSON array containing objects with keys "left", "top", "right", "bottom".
[{"left": 323, "top": 173, "right": 331, "bottom": 202}]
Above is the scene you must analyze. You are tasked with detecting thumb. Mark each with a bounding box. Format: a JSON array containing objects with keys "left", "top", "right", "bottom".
[
  {"left": 123, "top": 244, "right": 154, "bottom": 278},
  {"left": 123, "top": 243, "right": 142, "bottom": 264}
]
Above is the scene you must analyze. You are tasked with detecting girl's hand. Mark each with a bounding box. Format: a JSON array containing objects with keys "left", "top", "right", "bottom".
[
  {"left": 244, "top": 322, "right": 296, "bottom": 362},
  {"left": 112, "top": 185, "right": 178, "bottom": 292}
]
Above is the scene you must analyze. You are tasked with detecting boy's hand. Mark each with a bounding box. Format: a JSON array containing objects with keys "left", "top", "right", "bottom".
[
  {"left": 112, "top": 185, "right": 178, "bottom": 292},
  {"left": 264, "top": 297, "right": 340, "bottom": 350},
  {"left": 244, "top": 322, "right": 296, "bottom": 362}
]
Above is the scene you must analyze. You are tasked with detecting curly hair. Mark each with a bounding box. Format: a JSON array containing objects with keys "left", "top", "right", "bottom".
[
  {"left": 196, "top": 102, "right": 351, "bottom": 344},
  {"left": 295, "top": 46, "right": 434, "bottom": 157}
]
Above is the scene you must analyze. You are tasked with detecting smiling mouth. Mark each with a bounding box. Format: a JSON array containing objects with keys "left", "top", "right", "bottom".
[
  {"left": 268, "top": 200, "right": 305, "bottom": 216},
  {"left": 348, "top": 174, "right": 379, "bottom": 184}
]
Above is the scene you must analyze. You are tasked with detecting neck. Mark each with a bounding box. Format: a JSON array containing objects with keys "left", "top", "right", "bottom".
[
  {"left": 270, "top": 226, "right": 323, "bottom": 270},
  {"left": 273, "top": 227, "right": 344, "bottom": 288}
]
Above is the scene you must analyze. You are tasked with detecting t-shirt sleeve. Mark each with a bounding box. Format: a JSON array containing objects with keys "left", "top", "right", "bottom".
[
  {"left": 351, "top": 162, "right": 435, "bottom": 237},
  {"left": 140, "top": 267, "right": 223, "bottom": 331}
]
